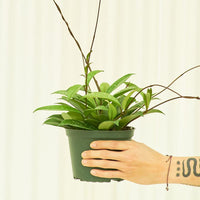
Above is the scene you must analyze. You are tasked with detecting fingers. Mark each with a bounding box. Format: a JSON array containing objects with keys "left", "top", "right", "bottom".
[
  {"left": 82, "top": 159, "right": 123, "bottom": 170},
  {"left": 90, "top": 140, "right": 132, "bottom": 150},
  {"left": 82, "top": 149, "right": 123, "bottom": 161},
  {"left": 90, "top": 169, "right": 123, "bottom": 179}
]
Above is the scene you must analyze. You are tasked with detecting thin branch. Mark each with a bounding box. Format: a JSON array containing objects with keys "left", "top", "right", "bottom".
[
  {"left": 154, "top": 65, "right": 200, "bottom": 97},
  {"left": 146, "top": 96, "right": 200, "bottom": 113},
  {"left": 122, "top": 95, "right": 200, "bottom": 128},
  {"left": 89, "top": 0, "right": 102, "bottom": 57},
  {"left": 124, "top": 65, "right": 200, "bottom": 122},
  {"left": 116, "top": 83, "right": 183, "bottom": 120},
  {"left": 86, "top": 0, "right": 102, "bottom": 92},
  {"left": 53, "top": 0, "right": 86, "bottom": 63},
  {"left": 132, "top": 84, "right": 183, "bottom": 101},
  {"left": 53, "top": 0, "right": 101, "bottom": 91}
]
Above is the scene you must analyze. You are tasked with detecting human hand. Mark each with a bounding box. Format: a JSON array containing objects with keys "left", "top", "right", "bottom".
[{"left": 81, "top": 140, "right": 168, "bottom": 185}]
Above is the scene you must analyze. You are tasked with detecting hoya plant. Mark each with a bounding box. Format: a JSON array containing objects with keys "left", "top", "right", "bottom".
[{"left": 34, "top": 0, "right": 200, "bottom": 130}]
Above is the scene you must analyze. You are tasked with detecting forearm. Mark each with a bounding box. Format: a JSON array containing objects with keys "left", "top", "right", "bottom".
[{"left": 168, "top": 156, "right": 200, "bottom": 187}]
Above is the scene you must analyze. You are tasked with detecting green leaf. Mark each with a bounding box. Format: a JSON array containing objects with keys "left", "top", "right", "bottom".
[
  {"left": 108, "top": 103, "right": 117, "bottom": 120},
  {"left": 45, "top": 114, "right": 64, "bottom": 127},
  {"left": 43, "top": 118, "right": 63, "bottom": 127},
  {"left": 113, "top": 119, "right": 120, "bottom": 126},
  {"left": 100, "top": 82, "right": 110, "bottom": 92},
  {"left": 84, "top": 65, "right": 89, "bottom": 74},
  {"left": 143, "top": 88, "right": 153, "bottom": 110},
  {"left": 61, "top": 112, "right": 83, "bottom": 120},
  {"left": 66, "top": 84, "right": 83, "bottom": 100},
  {"left": 34, "top": 104, "right": 80, "bottom": 113},
  {"left": 84, "top": 119, "right": 99, "bottom": 128},
  {"left": 98, "top": 121, "right": 115, "bottom": 130},
  {"left": 119, "top": 111, "right": 143, "bottom": 128},
  {"left": 147, "top": 88, "right": 153, "bottom": 97},
  {"left": 143, "top": 93, "right": 148, "bottom": 110},
  {"left": 113, "top": 87, "right": 136, "bottom": 98},
  {"left": 106, "top": 73, "right": 134, "bottom": 93},
  {"left": 83, "top": 92, "right": 121, "bottom": 106},
  {"left": 87, "top": 70, "right": 103, "bottom": 85},
  {"left": 85, "top": 97, "right": 97, "bottom": 108},
  {"left": 92, "top": 113, "right": 109, "bottom": 122},
  {"left": 59, "top": 119, "right": 96, "bottom": 130},
  {"left": 125, "top": 101, "right": 144, "bottom": 115},
  {"left": 145, "top": 109, "right": 164, "bottom": 115},
  {"left": 95, "top": 105, "right": 109, "bottom": 111},
  {"left": 47, "top": 114, "right": 64, "bottom": 120},
  {"left": 53, "top": 84, "right": 83, "bottom": 100},
  {"left": 122, "top": 91, "right": 135, "bottom": 110},
  {"left": 86, "top": 52, "right": 91, "bottom": 63},
  {"left": 84, "top": 106, "right": 108, "bottom": 116},
  {"left": 53, "top": 90, "right": 68, "bottom": 96},
  {"left": 124, "top": 82, "right": 145, "bottom": 97},
  {"left": 61, "top": 96, "right": 87, "bottom": 112}
]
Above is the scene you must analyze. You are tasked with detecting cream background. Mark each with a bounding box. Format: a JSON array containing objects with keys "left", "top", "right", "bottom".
[{"left": 0, "top": 0, "right": 200, "bottom": 199}]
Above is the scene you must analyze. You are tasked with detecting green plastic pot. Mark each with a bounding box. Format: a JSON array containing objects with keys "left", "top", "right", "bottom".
[{"left": 66, "top": 128, "right": 134, "bottom": 182}]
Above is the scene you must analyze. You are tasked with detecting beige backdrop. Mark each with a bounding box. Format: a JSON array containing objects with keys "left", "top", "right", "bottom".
[{"left": 0, "top": 0, "right": 200, "bottom": 199}]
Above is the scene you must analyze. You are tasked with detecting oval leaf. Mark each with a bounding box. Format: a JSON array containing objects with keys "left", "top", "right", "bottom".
[
  {"left": 66, "top": 84, "right": 83, "bottom": 100},
  {"left": 145, "top": 109, "right": 164, "bottom": 115},
  {"left": 53, "top": 84, "right": 83, "bottom": 100},
  {"left": 98, "top": 121, "right": 115, "bottom": 130},
  {"left": 125, "top": 102, "right": 144, "bottom": 115},
  {"left": 108, "top": 103, "right": 117, "bottom": 120},
  {"left": 84, "top": 106, "right": 108, "bottom": 116},
  {"left": 59, "top": 119, "right": 96, "bottom": 130},
  {"left": 113, "top": 87, "right": 136, "bottom": 98},
  {"left": 122, "top": 91, "right": 135, "bottom": 110},
  {"left": 61, "top": 112, "right": 83, "bottom": 120},
  {"left": 87, "top": 70, "right": 103, "bottom": 85},
  {"left": 53, "top": 90, "right": 68, "bottom": 96},
  {"left": 47, "top": 114, "right": 64, "bottom": 120},
  {"left": 106, "top": 73, "right": 134, "bottom": 93},
  {"left": 34, "top": 104, "right": 80, "bottom": 113},
  {"left": 119, "top": 112, "right": 143, "bottom": 128},
  {"left": 43, "top": 118, "right": 63, "bottom": 127},
  {"left": 100, "top": 82, "right": 110, "bottom": 92},
  {"left": 83, "top": 92, "right": 121, "bottom": 106}
]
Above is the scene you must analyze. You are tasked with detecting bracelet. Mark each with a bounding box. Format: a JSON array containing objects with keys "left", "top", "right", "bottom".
[{"left": 165, "top": 155, "right": 173, "bottom": 191}]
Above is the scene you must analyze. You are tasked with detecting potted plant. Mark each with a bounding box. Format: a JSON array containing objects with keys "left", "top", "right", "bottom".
[{"left": 34, "top": 0, "right": 200, "bottom": 182}]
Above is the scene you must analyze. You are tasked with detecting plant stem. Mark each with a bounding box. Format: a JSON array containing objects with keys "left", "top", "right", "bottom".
[
  {"left": 147, "top": 96, "right": 200, "bottom": 112},
  {"left": 53, "top": 0, "right": 101, "bottom": 92},
  {"left": 53, "top": 0, "right": 86, "bottom": 63},
  {"left": 89, "top": 0, "right": 102, "bottom": 58},
  {"left": 122, "top": 95, "right": 200, "bottom": 128},
  {"left": 133, "top": 84, "right": 183, "bottom": 100},
  {"left": 127, "top": 65, "right": 200, "bottom": 114},
  {"left": 86, "top": 0, "right": 102, "bottom": 92},
  {"left": 154, "top": 65, "right": 200, "bottom": 97},
  {"left": 116, "top": 83, "right": 183, "bottom": 120}
]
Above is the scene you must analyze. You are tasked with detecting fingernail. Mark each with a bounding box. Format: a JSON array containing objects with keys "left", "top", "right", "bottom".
[
  {"left": 90, "top": 169, "right": 96, "bottom": 175},
  {"left": 82, "top": 160, "right": 87, "bottom": 165},
  {"left": 90, "top": 142, "right": 96, "bottom": 148},
  {"left": 81, "top": 152, "right": 87, "bottom": 158}
]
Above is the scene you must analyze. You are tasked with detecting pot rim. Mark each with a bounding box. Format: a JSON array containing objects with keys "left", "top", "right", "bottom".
[{"left": 65, "top": 126, "right": 135, "bottom": 132}]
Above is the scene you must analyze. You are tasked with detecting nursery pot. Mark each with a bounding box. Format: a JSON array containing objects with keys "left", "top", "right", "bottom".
[{"left": 66, "top": 128, "right": 134, "bottom": 182}]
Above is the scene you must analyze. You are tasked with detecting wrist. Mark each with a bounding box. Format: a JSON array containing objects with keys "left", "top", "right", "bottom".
[
  {"left": 156, "top": 155, "right": 179, "bottom": 187},
  {"left": 159, "top": 156, "right": 184, "bottom": 185},
  {"left": 154, "top": 155, "right": 171, "bottom": 184}
]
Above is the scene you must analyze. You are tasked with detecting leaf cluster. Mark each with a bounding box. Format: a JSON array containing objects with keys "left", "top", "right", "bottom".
[{"left": 34, "top": 72, "right": 163, "bottom": 130}]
